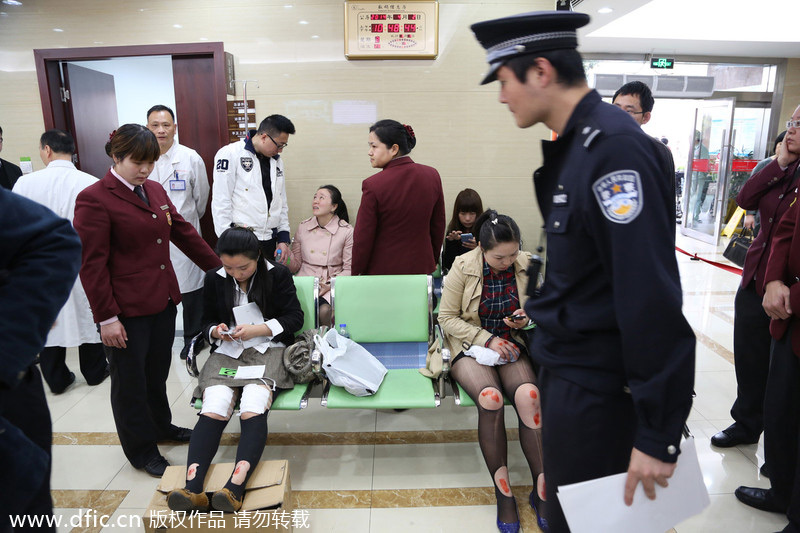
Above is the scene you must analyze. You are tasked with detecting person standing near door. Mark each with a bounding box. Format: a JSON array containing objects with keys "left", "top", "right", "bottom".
[
  {"left": 13, "top": 129, "right": 109, "bottom": 394},
  {"left": 0, "top": 125, "right": 23, "bottom": 190},
  {"left": 74, "top": 124, "right": 221, "bottom": 477},
  {"left": 471, "top": 11, "right": 695, "bottom": 531},
  {"left": 146, "top": 105, "right": 210, "bottom": 360},
  {"left": 211, "top": 115, "right": 295, "bottom": 265}
]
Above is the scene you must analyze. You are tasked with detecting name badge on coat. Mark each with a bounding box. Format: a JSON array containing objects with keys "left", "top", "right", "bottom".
[{"left": 169, "top": 171, "right": 186, "bottom": 191}]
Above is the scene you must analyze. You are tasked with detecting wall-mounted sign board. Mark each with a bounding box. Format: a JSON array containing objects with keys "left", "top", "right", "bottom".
[{"left": 344, "top": 1, "right": 438, "bottom": 60}]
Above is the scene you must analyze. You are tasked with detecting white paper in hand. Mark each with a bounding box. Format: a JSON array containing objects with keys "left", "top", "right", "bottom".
[
  {"left": 233, "top": 301, "right": 269, "bottom": 349},
  {"left": 557, "top": 438, "right": 709, "bottom": 533}
]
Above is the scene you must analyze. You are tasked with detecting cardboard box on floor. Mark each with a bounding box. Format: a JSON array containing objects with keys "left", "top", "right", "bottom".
[{"left": 143, "top": 460, "right": 292, "bottom": 532}]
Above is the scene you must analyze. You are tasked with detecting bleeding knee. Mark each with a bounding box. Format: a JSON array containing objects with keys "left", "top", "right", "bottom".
[
  {"left": 494, "top": 466, "right": 512, "bottom": 497},
  {"left": 514, "top": 384, "right": 541, "bottom": 429},
  {"left": 478, "top": 387, "right": 504, "bottom": 410},
  {"left": 231, "top": 460, "right": 250, "bottom": 485}
]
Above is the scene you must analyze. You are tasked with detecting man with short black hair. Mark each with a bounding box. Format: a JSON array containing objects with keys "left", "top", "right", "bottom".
[
  {"left": 472, "top": 11, "right": 695, "bottom": 531},
  {"left": 0, "top": 125, "right": 23, "bottom": 190},
  {"left": 13, "top": 129, "right": 109, "bottom": 394},
  {"left": 146, "top": 105, "right": 210, "bottom": 359},
  {"left": 613, "top": 81, "right": 676, "bottom": 215},
  {"left": 211, "top": 115, "right": 295, "bottom": 264}
]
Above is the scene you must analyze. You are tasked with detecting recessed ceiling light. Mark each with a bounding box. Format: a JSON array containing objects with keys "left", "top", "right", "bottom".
[
  {"left": 284, "top": 4, "right": 292, "bottom": 8},
  {"left": 53, "top": 28, "right": 63, "bottom": 32},
  {"left": 199, "top": 37, "right": 209, "bottom": 41},
  {"left": 311, "top": 35, "right": 319, "bottom": 39},
  {"left": 299, "top": 20, "right": 309, "bottom": 25},
  {"left": 173, "top": 24, "right": 182, "bottom": 28},
  {"left": 2, "top": 0, "right": 23, "bottom": 6},
  {"left": 93, "top": 41, "right": 103, "bottom": 44},
  {"left": 597, "top": 7, "right": 613, "bottom": 14}
]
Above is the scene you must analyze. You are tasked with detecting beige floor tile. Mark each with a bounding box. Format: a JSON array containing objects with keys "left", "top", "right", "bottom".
[
  {"left": 675, "top": 494, "right": 787, "bottom": 533},
  {"left": 100, "top": 507, "right": 147, "bottom": 533},
  {"left": 304, "top": 509, "right": 371, "bottom": 533},
  {"left": 261, "top": 444, "right": 376, "bottom": 491},
  {"left": 369, "top": 505, "right": 507, "bottom": 533},
  {"left": 51, "top": 445, "right": 127, "bottom": 490}
]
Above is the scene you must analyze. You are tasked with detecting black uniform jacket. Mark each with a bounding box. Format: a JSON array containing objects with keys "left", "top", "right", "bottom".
[
  {"left": 525, "top": 90, "right": 695, "bottom": 462},
  {"left": 201, "top": 261, "right": 303, "bottom": 347}
]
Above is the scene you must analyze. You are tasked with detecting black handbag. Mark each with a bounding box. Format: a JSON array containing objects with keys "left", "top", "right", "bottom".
[{"left": 723, "top": 228, "right": 752, "bottom": 267}]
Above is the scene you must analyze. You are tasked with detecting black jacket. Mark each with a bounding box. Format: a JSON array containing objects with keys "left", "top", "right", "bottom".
[{"left": 201, "top": 261, "right": 303, "bottom": 346}]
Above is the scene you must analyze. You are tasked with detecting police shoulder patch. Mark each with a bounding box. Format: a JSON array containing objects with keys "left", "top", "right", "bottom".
[{"left": 591, "top": 170, "right": 643, "bottom": 224}]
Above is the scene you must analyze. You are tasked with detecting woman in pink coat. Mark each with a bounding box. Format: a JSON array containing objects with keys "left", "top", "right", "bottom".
[{"left": 289, "top": 184, "right": 353, "bottom": 325}]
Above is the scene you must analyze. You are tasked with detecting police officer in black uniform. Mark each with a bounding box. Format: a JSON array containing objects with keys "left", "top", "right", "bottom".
[{"left": 472, "top": 11, "right": 696, "bottom": 532}]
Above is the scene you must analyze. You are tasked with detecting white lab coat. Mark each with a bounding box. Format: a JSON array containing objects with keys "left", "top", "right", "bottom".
[
  {"left": 12, "top": 160, "right": 101, "bottom": 347},
  {"left": 148, "top": 141, "right": 210, "bottom": 293}
]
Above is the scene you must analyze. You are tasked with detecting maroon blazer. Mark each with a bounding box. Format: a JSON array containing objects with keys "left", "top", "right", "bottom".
[
  {"left": 737, "top": 158, "right": 800, "bottom": 295},
  {"left": 764, "top": 171, "right": 800, "bottom": 355},
  {"left": 352, "top": 156, "right": 445, "bottom": 275},
  {"left": 74, "top": 171, "right": 221, "bottom": 322}
]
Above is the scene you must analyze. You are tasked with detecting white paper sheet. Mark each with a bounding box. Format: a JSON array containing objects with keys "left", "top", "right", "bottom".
[
  {"left": 233, "top": 301, "right": 268, "bottom": 349},
  {"left": 213, "top": 338, "right": 243, "bottom": 359},
  {"left": 558, "top": 438, "right": 710, "bottom": 533},
  {"left": 233, "top": 365, "right": 266, "bottom": 379}
]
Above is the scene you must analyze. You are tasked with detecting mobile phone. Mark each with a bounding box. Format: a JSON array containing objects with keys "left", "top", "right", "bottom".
[
  {"left": 507, "top": 314, "right": 527, "bottom": 321},
  {"left": 460, "top": 233, "right": 473, "bottom": 242}
]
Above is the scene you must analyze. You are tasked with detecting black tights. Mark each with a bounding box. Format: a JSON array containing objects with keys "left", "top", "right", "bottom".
[
  {"left": 452, "top": 354, "right": 544, "bottom": 523},
  {"left": 185, "top": 412, "right": 269, "bottom": 499}
]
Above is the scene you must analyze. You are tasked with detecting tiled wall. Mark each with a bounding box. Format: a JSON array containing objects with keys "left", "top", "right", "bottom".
[{"left": 0, "top": 0, "right": 551, "bottom": 245}]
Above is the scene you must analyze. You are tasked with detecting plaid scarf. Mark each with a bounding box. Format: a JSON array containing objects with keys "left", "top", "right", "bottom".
[{"left": 479, "top": 260, "right": 520, "bottom": 346}]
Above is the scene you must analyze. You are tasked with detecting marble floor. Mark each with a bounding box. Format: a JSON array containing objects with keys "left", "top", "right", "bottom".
[{"left": 41, "top": 231, "right": 787, "bottom": 532}]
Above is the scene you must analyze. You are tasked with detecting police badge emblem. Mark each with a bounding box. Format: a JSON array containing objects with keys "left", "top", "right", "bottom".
[
  {"left": 240, "top": 157, "right": 254, "bottom": 172},
  {"left": 591, "top": 170, "right": 643, "bottom": 224}
]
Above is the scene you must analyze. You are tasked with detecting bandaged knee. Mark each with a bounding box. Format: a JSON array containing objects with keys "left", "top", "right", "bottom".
[
  {"left": 239, "top": 384, "right": 272, "bottom": 415},
  {"left": 200, "top": 385, "right": 235, "bottom": 418}
]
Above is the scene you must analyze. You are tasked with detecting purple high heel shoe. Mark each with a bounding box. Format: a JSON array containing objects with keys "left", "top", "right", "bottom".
[
  {"left": 496, "top": 497, "right": 520, "bottom": 533},
  {"left": 530, "top": 491, "right": 549, "bottom": 532}
]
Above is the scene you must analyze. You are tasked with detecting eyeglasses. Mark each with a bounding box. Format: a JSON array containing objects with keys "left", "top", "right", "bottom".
[
  {"left": 786, "top": 120, "right": 800, "bottom": 129},
  {"left": 623, "top": 109, "right": 645, "bottom": 117},
  {"left": 267, "top": 133, "right": 288, "bottom": 150}
]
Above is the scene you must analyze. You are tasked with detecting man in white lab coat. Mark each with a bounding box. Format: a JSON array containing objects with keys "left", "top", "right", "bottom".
[
  {"left": 13, "top": 129, "right": 108, "bottom": 393},
  {"left": 146, "top": 105, "right": 210, "bottom": 359}
]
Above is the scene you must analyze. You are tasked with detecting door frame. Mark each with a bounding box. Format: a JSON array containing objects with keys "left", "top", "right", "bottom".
[{"left": 33, "top": 42, "right": 228, "bottom": 149}]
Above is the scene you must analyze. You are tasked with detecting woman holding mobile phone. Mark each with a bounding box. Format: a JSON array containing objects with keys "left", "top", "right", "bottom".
[
  {"left": 167, "top": 226, "right": 303, "bottom": 513},
  {"left": 442, "top": 188, "right": 484, "bottom": 273},
  {"left": 438, "top": 210, "right": 546, "bottom": 533}
]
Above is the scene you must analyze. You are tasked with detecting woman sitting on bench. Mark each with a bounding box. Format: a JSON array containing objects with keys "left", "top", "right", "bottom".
[
  {"left": 167, "top": 226, "right": 303, "bottom": 513},
  {"left": 438, "top": 210, "right": 545, "bottom": 533}
]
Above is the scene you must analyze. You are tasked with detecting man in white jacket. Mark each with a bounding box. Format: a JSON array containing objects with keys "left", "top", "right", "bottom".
[
  {"left": 146, "top": 105, "right": 210, "bottom": 359},
  {"left": 211, "top": 115, "right": 295, "bottom": 264},
  {"left": 13, "top": 129, "right": 108, "bottom": 393}
]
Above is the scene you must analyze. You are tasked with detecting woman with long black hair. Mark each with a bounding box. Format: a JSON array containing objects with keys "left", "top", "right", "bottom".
[{"left": 167, "top": 226, "right": 302, "bottom": 512}]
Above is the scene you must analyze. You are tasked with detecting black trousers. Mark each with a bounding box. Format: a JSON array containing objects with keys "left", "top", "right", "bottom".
[
  {"left": 105, "top": 303, "right": 176, "bottom": 468},
  {"left": 730, "top": 281, "right": 772, "bottom": 439},
  {"left": 39, "top": 343, "right": 107, "bottom": 393},
  {"left": 259, "top": 239, "right": 276, "bottom": 261},
  {"left": 764, "top": 321, "right": 800, "bottom": 530},
  {"left": 539, "top": 368, "right": 636, "bottom": 533},
  {"left": 180, "top": 288, "right": 204, "bottom": 345},
  {"left": 0, "top": 366, "right": 54, "bottom": 532}
]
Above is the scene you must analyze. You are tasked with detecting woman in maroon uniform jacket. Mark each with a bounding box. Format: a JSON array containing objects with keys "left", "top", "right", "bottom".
[
  {"left": 74, "top": 124, "right": 220, "bottom": 477},
  {"left": 352, "top": 119, "right": 445, "bottom": 275}
]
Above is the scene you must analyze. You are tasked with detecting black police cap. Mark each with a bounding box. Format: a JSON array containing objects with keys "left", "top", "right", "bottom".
[{"left": 471, "top": 11, "right": 590, "bottom": 85}]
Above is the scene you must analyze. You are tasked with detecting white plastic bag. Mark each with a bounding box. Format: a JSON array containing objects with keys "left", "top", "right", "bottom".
[
  {"left": 464, "top": 345, "right": 509, "bottom": 366},
  {"left": 313, "top": 329, "right": 387, "bottom": 396}
]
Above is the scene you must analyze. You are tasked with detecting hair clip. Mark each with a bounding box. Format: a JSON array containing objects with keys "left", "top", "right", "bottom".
[
  {"left": 403, "top": 124, "right": 415, "bottom": 138},
  {"left": 491, "top": 218, "right": 498, "bottom": 225},
  {"left": 108, "top": 129, "right": 117, "bottom": 142}
]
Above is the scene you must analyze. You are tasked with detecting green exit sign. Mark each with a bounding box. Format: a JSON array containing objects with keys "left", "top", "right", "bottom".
[{"left": 650, "top": 57, "right": 674, "bottom": 69}]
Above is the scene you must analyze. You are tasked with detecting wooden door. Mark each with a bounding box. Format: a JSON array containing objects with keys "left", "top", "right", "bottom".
[{"left": 63, "top": 63, "right": 119, "bottom": 179}]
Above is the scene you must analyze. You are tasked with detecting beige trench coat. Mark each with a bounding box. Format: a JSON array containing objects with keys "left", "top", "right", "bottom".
[{"left": 438, "top": 247, "right": 530, "bottom": 358}]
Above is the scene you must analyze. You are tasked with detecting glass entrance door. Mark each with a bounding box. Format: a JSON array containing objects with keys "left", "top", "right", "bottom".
[{"left": 681, "top": 98, "right": 736, "bottom": 244}]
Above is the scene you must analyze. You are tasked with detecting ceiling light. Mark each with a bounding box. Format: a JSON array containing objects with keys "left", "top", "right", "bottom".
[
  {"left": 199, "top": 37, "right": 209, "bottom": 41},
  {"left": 53, "top": 28, "right": 63, "bottom": 32},
  {"left": 2, "top": 0, "right": 23, "bottom": 6},
  {"left": 299, "top": 20, "right": 309, "bottom": 25},
  {"left": 311, "top": 35, "right": 320, "bottom": 39},
  {"left": 173, "top": 24, "right": 182, "bottom": 28},
  {"left": 598, "top": 7, "right": 613, "bottom": 14}
]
